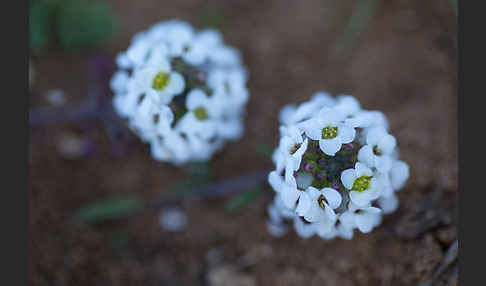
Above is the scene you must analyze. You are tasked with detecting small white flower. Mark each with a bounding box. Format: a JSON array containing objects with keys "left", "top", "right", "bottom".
[
  {"left": 177, "top": 89, "right": 223, "bottom": 140},
  {"left": 182, "top": 29, "right": 222, "bottom": 65},
  {"left": 278, "top": 125, "right": 308, "bottom": 171},
  {"left": 334, "top": 95, "right": 361, "bottom": 117},
  {"left": 357, "top": 126, "right": 396, "bottom": 172},
  {"left": 151, "top": 130, "right": 191, "bottom": 164},
  {"left": 137, "top": 62, "right": 185, "bottom": 105},
  {"left": 339, "top": 203, "right": 382, "bottom": 233},
  {"left": 304, "top": 107, "right": 355, "bottom": 156},
  {"left": 341, "top": 162, "right": 381, "bottom": 207},
  {"left": 293, "top": 217, "right": 316, "bottom": 238},
  {"left": 280, "top": 166, "right": 314, "bottom": 209},
  {"left": 295, "top": 187, "right": 342, "bottom": 223},
  {"left": 160, "top": 20, "right": 195, "bottom": 56}
]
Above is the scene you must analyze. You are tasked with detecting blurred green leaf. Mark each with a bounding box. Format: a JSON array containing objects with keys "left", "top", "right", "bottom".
[
  {"left": 29, "top": 2, "right": 51, "bottom": 53},
  {"left": 29, "top": 0, "right": 117, "bottom": 53},
  {"left": 449, "top": 0, "right": 457, "bottom": 16},
  {"left": 56, "top": 0, "right": 117, "bottom": 51},
  {"left": 253, "top": 143, "right": 274, "bottom": 160},
  {"left": 73, "top": 196, "right": 143, "bottom": 224},
  {"left": 183, "top": 162, "right": 213, "bottom": 179},
  {"left": 225, "top": 184, "right": 263, "bottom": 213},
  {"left": 173, "top": 162, "right": 213, "bottom": 194},
  {"left": 200, "top": 6, "right": 224, "bottom": 30},
  {"left": 336, "top": 0, "right": 379, "bottom": 54}
]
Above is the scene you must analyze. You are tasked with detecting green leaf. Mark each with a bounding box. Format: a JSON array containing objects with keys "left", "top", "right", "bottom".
[
  {"left": 73, "top": 196, "right": 144, "bottom": 224},
  {"left": 225, "top": 185, "right": 263, "bottom": 213},
  {"left": 173, "top": 162, "right": 214, "bottom": 195},
  {"left": 199, "top": 7, "right": 224, "bottom": 30},
  {"left": 336, "top": 0, "right": 379, "bottom": 54},
  {"left": 253, "top": 143, "right": 274, "bottom": 160},
  {"left": 57, "top": 0, "right": 117, "bottom": 51},
  {"left": 449, "top": 0, "right": 457, "bottom": 16},
  {"left": 29, "top": 2, "right": 51, "bottom": 53}
]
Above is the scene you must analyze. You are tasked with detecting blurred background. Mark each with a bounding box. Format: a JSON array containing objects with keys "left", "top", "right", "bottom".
[{"left": 29, "top": 0, "right": 457, "bottom": 285}]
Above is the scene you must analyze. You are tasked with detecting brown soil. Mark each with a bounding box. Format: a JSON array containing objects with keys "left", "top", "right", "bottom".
[{"left": 30, "top": 0, "right": 458, "bottom": 285}]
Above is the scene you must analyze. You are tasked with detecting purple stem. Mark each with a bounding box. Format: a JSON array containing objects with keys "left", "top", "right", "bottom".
[
  {"left": 148, "top": 170, "right": 270, "bottom": 211},
  {"left": 29, "top": 95, "right": 118, "bottom": 127}
]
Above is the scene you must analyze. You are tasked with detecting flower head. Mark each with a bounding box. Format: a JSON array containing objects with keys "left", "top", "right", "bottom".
[
  {"left": 111, "top": 20, "right": 249, "bottom": 165},
  {"left": 266, "top": 92, "right": 409, "bottom": 240}
]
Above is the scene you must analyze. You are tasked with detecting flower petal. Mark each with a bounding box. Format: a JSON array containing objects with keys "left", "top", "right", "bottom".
[
  {"left": 375, "top": 155, "right": 393, "bottom": 173},
  {"left": 321, "top": 188, "right": 342, "bottom": 209},
  {"left": 296, "top": 191, "right": 312, "bottom": 216},
  {"left": 355, "top": 162, "right": 373, "bottom": 177},
  {"left": 293, "top": 218, "right": 315, "bottom": 238},
  {"left": 336, "top": 221, "right": 354, "bottom": 239},
  {"left": 337, "top": 124, "right": 355, "bottom": 143},
  {"left": 290, "top": 138, "right": 308, "bottom": 170},
  {"left": 357, "top": 145, "right": 374, "bottom": 167},
  {"left": 378, "top": 134, "right": 396, "bottom": 154},
  {"left": 319, "top": 137, "right": 342, "bottom": 156},
  {"left": 335, "top": 95, "right": 360, "bottom": 116},
  {"left": 323, "top": 203, "right": 337, "bottom": 221},
  {"left": 303, "top": 119, "right": 322, "bottom": 140},
  {"left": 349, "top": 190, "right": 373, "bottom": 207},
  {"left": 281, "top": 183, "right": 300, "bottom": 209},
  {"left": 303, "top": 203, "right": 325, "bottom": 222},
  {"left": 279, "top": 104, "right": 297, "bottom": 125},
  {"left": 315, "top": 220, "right": 337, "bottom": 239},
  {"left": 186, "top": 89, "right": 209, "bottom": 110},
  {"left": 318, "top": 107, "right": 344, "bottom": 126},
  {"left": 338, "top": 211, "right": 356, "bottom": 228},
  {"left": 391, "top": 160, "right": 410, "bottom": 190},
  {"left": 341, "top": 169, "right": 356, "bottom": 190},
  {"left": 355, "top": 208, "right": 382, "bottom": 233},
  {"left": 366, "top": 126, "right": 387, "bottom": 146},
  {"left": 378, "top": 195, "right": 399, "bottom": 214},
  {"left": 268, "top": 171, "right": 284, "bottom": 193}
]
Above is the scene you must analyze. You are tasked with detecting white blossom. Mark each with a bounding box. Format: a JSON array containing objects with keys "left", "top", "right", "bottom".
[
  {"left": 266, "top": 92, "right": 409, "bottom": 240},
  {"left": 304, "top": 107, "right": 356, "bottom": 156},
  {"left": 341, "top": 162, "right": 382, "bottom": 207},
  {"left": 111, "top": 20, "right": 249, "bottom": 165},
  {"left": 357, "top": 126, "right": 397, "bottom": 172}
]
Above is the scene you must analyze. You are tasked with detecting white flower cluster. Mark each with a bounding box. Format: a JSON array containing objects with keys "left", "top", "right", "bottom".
[
  {"left": 267, "top": 92, "right": 409, "bottom": 239},
  {"left": 110, "top": 20, "right": 249, "bottom": 165}
]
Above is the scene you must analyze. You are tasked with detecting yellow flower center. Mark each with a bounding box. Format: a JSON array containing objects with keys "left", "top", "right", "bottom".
[
  {"left": 322, "top": 126, "right": 338, "bottom": 139},
  {"left": 352, "top": 176, "right": 372, "bottom": 192},
  {"left": 152, "top": 72, "right": 170, "bottom": 90},
  {"left": 290, "top": 144, "right": 301, "bottom": 154},
  {"left": 373, "top": 145, "right": 382, "bottom": 156},
  {"left": 318, "top": 195, "right": 328, "bottom": 209},
  {"left": 194, "top": 106, "right": 209, "bottom": 121}
]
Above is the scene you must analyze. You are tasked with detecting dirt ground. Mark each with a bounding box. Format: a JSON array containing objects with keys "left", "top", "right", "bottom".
[{"left": 29, "top": 0, "right": 458, "bottom": 285}]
